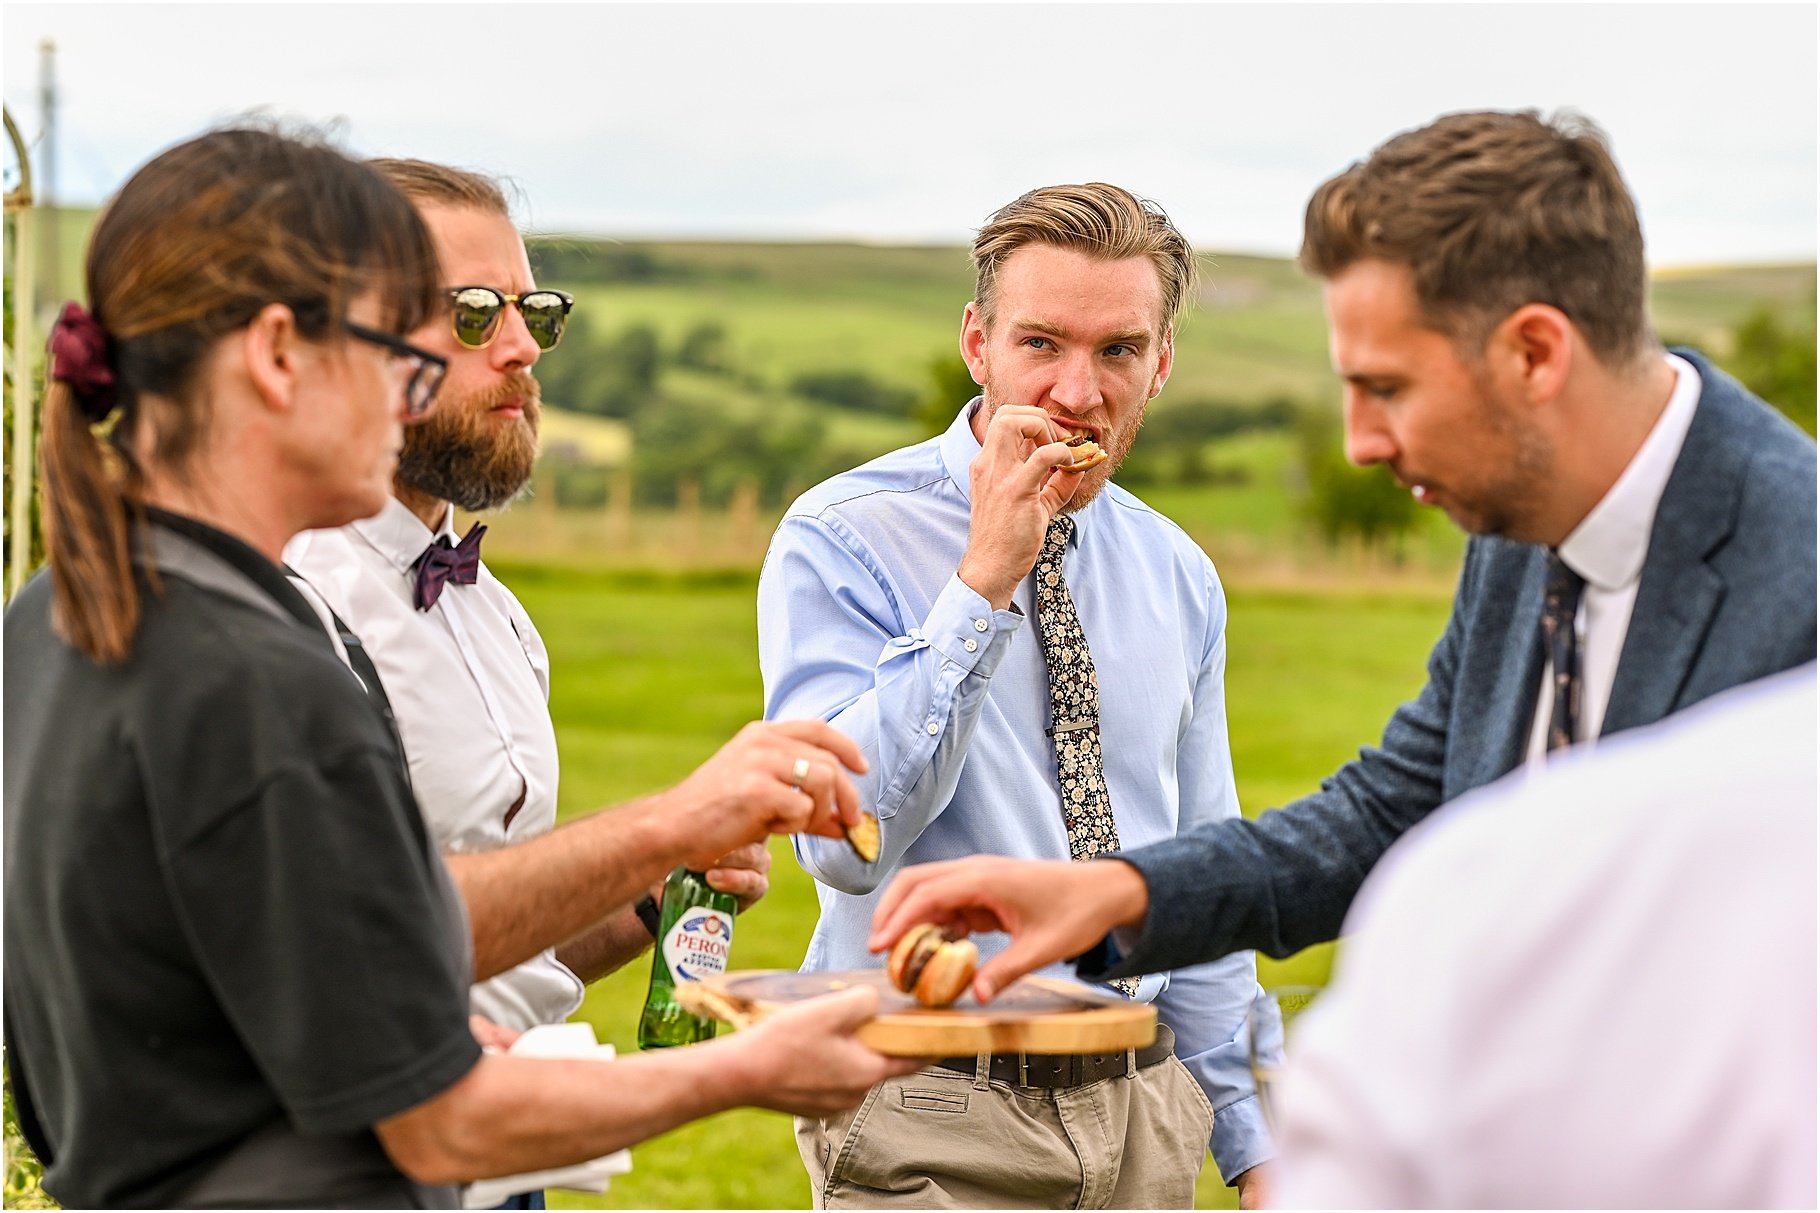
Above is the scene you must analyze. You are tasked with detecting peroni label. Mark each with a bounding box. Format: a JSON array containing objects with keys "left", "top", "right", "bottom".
[{"left": 661, "top": 908, "right": 735, "bottom": 984}]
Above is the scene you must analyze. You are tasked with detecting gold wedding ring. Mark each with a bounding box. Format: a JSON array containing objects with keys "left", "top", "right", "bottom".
[{"left": 790, "top": 756, "right": 812, "bottom": 791}]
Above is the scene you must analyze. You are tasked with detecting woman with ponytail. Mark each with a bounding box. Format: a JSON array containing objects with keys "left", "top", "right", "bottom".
[{"left": 3, "top": 125, "right": 904, "bottom": 1210}]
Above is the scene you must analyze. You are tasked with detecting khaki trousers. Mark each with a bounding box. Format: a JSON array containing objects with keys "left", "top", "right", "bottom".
[{"left": 795, "top": 1026, "right": 1212, "bottom": 1209}]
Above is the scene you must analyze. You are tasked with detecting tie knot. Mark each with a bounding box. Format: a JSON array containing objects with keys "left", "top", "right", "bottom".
[
  {"left": 1545, "top": 550, "right": 1585, "bottom": 603},
  {"left": 1041, "top": 515, "right": 1074, "bottom": 562}
]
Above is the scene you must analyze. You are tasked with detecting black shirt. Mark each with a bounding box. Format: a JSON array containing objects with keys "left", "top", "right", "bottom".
[{"left": 4, "top": 513, "right": 481, "bottom": 1208}]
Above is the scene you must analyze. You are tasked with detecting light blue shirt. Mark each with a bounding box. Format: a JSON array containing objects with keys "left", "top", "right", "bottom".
[{"left": 757, "top": 400, "right": 1270, "bottom": 1182}]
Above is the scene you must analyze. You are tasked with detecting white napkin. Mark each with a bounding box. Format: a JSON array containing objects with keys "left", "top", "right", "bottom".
[{"left": 461, "top": 1023, "right": 636, "bottom": 1208}]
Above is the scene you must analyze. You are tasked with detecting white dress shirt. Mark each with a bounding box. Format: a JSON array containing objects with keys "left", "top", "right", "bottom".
[
  {"left": 287, "top": 498, "right": 580, "bottom": 1031},
  {"left": 1526, "top": 353, "right": 1703, "bottom": 761},
  {"left": 1276, "top": 665, "right": 1817, "bottom": 1209}
]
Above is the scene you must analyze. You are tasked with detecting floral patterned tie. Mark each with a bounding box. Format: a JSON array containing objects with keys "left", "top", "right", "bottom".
[
  {"left": 1541, "top": 551, "right": 1586, "bottom": 753},
  {"left": 1035, "top": 515, "right": 1138, "bottom": 997}
]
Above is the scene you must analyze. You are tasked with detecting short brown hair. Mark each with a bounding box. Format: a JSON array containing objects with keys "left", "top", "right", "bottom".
[
  {"left": 42, "top": 125, "right": 440, "bottom": 664},
  {"left": 971, "top": 183, "right": 1197, "bottom": 330},
  {"left": 1300, "top": 109, "right": 1653, "bottom": 366},
  {"left": 369, "top": 158, "right": 513, "bottom": 216}
]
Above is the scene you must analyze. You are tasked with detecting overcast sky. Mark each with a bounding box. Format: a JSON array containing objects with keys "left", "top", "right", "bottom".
[{"left": 4, "top": 3, "right": 1815, "bottom": 266}]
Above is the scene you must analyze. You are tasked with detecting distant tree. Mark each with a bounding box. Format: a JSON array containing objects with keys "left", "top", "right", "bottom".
[
  {"left": 789, "top": 369, "right": 917, "bottom": 416},
  {"left": 531, "top": 310, "right": 603, "bottom": 415},
  {"left": 1726, "top": 305, "right": 1816, "bottom": 436},
  {"left": 1117, "top": 395, "right": 1302, "bottom": 487},
  {"left": 915, "top": 352, "right": 983, "bottom": 436},
  {"left": 526, "top": 238, "right": 691, "bottom": 285},
  {"left": 535, "top": 319, "right": 665, "bottom": 420},
  {"left": 676, "top": 321, "right": 734, "bottom": 374},
  {"left": 631, "top": 394, "right": 826, "bottom": 508},
  {"left": 1295, "top": 406, "right": 1419, "bottom": 559},
  {"left": 604, "top": 325, "right": 663, "bottom": 414}
]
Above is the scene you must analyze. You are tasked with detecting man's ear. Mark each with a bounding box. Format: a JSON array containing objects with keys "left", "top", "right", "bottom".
[
  {"left": 242, "top": 302, "right": 303, "bottom": 412},
  {"left": 959, "top": 301, "right": 988, "bottom": 386},
  {"left": 1492, "top": 304, "right": 1574, "bottom": 407},
  {"left": 1149, "top": 324, "right": 1175, "bottom": 399}
]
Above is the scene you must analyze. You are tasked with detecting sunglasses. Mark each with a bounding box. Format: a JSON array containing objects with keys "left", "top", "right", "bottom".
[
  {"left": 344, "top": 322, "right": 447, "bottom": 419},
  {"left": 447, "top": 286, "right": 575, "bottom": 351}
]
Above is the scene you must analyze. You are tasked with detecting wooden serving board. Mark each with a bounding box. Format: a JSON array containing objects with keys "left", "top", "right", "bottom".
[{"left": 685, "top": 969, "right": 1155, "bottom": 1058}]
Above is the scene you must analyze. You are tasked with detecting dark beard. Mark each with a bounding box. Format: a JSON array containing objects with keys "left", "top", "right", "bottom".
[{"left": 396, "top": 375, "right": 542, "bottom": 512}]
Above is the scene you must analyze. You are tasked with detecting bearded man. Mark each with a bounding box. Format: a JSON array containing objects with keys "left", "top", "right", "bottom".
[
  {"left": 288, "top": 160, "right": 871, "bottom": 1209},
  {"left": 756, "top": 183, "right": 1271, "bottom": 1209}
]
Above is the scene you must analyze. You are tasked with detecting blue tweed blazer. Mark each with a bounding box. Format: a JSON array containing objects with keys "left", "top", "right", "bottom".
[{"left": 1087, "top": 349, "right": 1817, "bottom": 977}]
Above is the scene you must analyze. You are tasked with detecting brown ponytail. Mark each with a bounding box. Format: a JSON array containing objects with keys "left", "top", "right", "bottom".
[
  {"left": 35, "top": 123, "right": 440, "bottom": 664},
  {"left": 39, "top": 378, "right": 142, "bottom": 664}
]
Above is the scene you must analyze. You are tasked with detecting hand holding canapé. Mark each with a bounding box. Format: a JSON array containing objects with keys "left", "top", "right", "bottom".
[
  {"left": 955, "top": 404, "right": 1088, "bottom": 610},
  {"left": 868, "top": 856, "right": 1152, "bottom": 1002},
  {"left": 665, "top": 719, "right": 870, "bottom": 869}
]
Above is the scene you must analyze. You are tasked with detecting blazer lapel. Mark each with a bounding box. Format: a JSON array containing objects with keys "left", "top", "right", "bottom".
[
  {"left": 1603, "top": 381, "right": 1741, "bottom": 734},
  {"left": 1471, "top": 546, "right": 1549, "bottom": 789}
]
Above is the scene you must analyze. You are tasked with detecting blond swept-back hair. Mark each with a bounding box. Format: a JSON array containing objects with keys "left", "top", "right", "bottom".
[
  {"left": 369, "top": 158, "right": 514, "bottom": 216},
  {"left": 971, "top": 183, "right": 1197, "bottom": 330},
  {"left": 1300, "top": 109, "right": 1654, "bottom": 367}
]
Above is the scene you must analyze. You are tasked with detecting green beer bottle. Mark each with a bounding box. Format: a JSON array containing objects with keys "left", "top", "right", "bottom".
[{"left": 637, "top": 866, "right": 738, "bottom": 1048}]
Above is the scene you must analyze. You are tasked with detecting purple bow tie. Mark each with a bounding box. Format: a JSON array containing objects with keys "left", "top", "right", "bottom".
[{"left": 412, "top": 523, "right": 486, "bottom": 611}]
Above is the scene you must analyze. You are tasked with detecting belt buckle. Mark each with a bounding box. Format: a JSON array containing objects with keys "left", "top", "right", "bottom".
[{"left": 1018, "top": 1053, "right": 1030, "bottom": 1087}]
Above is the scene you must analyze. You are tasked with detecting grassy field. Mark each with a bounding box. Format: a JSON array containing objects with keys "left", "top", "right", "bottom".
[{"left": 485, "top": 558, "right": 1452, "bottom": 1210}]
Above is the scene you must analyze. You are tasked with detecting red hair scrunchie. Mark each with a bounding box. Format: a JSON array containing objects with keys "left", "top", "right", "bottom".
[{"left": 48, "top": 302, "right": 119, "bottom": 423}]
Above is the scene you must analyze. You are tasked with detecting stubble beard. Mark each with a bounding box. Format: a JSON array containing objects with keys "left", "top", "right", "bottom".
[
  {"left": 1451, "top": 368, "right": 1555, "bottom": 542},
  {"left": 979, "top": 379, "right": 1148, "bottom": 514},
  {"left": 396, "top": 373, "right": 543, "bottom": 512}
]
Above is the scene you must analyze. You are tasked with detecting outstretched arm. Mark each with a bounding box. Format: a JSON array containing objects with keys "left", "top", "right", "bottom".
[
  {"left": 872, "top": 546, "right": 1479, "bottom": 985},
  {"left": 376, "top": 987, "right": 919, "bottom": 1184},
  {"left": 449, "top": 720, "right": 863, "bottom": 981}
]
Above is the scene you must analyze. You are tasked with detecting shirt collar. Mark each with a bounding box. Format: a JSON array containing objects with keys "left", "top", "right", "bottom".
[
  {"left": 348, "top": 495, "right": 458, "bottom": 575},
  {"left": 145, "top": 506, "right": 330, "bottom": 636},
  {"left": 937, "top": 396, "right": 1092, "bottom": 550},
  {"left": 1558, "top": 352, "right": 1703, "bottom": 591},
  {"left": 938, "top": 396, "right": 987, "bottom": 504}
]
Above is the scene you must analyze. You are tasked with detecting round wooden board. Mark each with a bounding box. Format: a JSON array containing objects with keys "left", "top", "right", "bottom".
[{"left": 694, "top": 969, "right": 1155, "bottom": 1057}]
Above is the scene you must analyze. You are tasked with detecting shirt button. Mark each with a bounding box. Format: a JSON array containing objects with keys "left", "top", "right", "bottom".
[
  {"left": 926, "top": 722, "right": 940, "bottom": 736},
  {"left": 974, "top": 618, "right": 989, "bottom": 632},
  {"left": 964, "top": 638, "right": 979, "bottom": 653}
]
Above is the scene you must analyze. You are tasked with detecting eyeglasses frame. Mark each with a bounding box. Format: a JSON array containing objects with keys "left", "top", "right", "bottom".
[
  {"left": 445, "top": 285, "right": 576, "bottom": 351},
  {"left": 343, "top": 321, "right": 448, "bottom": 419}
]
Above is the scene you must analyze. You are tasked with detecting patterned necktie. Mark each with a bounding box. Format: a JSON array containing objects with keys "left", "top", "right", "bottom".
[
  {"left": 412, "top": 523, "right": 486, "bottom": 611},
  {"left": 1034, "top": 515, "right": 1139, "bottom": 997},
  {"left": 1541, "top": 550, "right": 1586, "bottom": 753}
]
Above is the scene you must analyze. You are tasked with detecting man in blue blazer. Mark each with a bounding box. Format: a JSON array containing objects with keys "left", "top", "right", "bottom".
[{"left": 869, "top": 109, "right": 1817, "bottom": 996}]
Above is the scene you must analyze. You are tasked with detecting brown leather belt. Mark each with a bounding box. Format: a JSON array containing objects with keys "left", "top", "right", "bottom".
[{"left": 931, "top": 1024, "right": 1176, "bottom": 1089}]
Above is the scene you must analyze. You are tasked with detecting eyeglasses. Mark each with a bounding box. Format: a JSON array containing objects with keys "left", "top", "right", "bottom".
[
  {"left": 446, "top": 286, "right": 575, "bottom": 351},
  {"left": 343, "top": 322, "right": 448, "bottom": 419}
]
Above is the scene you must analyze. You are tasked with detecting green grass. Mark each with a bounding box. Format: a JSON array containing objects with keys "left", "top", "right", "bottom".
[{"left": 486, "top": 558, "right": 1452, "bottom": 1209}]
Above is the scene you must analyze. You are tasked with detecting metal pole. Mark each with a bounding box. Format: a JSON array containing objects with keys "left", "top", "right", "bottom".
[
  {"left": 38, "top": 39, "right": 58, "bottom": 311},
  {"left": 6, "top": 105, "right": 37, "bottom": 599}
]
